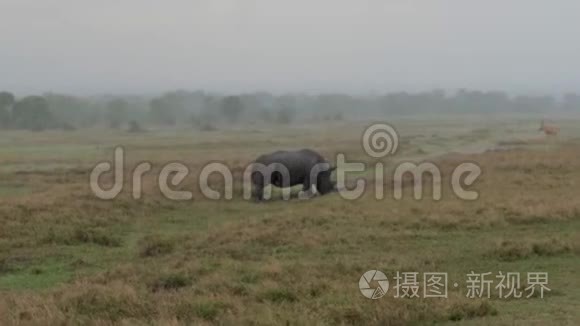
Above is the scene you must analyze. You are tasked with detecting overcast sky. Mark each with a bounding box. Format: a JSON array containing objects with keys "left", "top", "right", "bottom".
[{"left": 1, "top": 0, "right": 579, "bottom": 95}]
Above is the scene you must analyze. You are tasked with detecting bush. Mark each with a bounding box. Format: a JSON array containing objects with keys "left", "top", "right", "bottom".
[
  {"left": 138, "top": 235, "right": 174, "bottom": 257},
  {"left": 150, "top": 273, "right": 191, "bottom": 291},
  {"left": 127, "top": 120, "right": 145, "bottom": 133},
  {"left": 43, "top": 227, "right": 121, "bottom": 247},
  {"left": 492, "top": 238, "right": 571, "bottom": 261},
  {"left": 60, "top": 122, "right": 77, "bottom": 131},
  {"left": 276, "top": 107, "right": 296, "bottom": 124},
  {"left": 447, "top": 300, "right": 497, "bottom": 321},
  {"left": 199, "top": 122, "right": 218, "bottom": 131},
  {"left": 258, "top": 288, "right": 298, "bottom": 303},
  {"left": 60, "top": 284, "right": 151, "bottom": 321},
  {"left": 194, "top": 302, "right": 229, "bottom": 321},
  {"left": 72, "top": 228, "right": 122, "bottom": 247}
]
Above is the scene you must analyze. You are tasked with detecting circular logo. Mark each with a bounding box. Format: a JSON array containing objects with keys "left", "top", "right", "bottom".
[
  {"left": 362, "top": 123, "right": 399, "bottom": 158},
  {"left": 359, "top": 270, "right": 389, "bottom": 299}
]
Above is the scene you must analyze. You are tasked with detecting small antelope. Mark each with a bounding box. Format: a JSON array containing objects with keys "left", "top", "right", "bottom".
[{"left": 539, "top": 120, "right": 559, "bottom": 136}]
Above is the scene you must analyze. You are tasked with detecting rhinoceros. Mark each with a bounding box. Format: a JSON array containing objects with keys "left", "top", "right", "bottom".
[{"left": 250, "top": 149, "right": 336, "bottom": 200}]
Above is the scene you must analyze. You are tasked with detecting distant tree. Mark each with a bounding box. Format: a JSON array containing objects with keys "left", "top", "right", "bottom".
[
  {"left": 106, "top": 99, "right": 129, "bottom": 129},
  {"left": 44, "top": 93, "right": 88, "bottom": 128},
  {"left": 276, "top": 106, "right": 296, "bottom": 124},
  {"left": 12, "top": 96, "right": 53, "bottom": 131},
  {"left": 189, "top": 113, "right": 202, "bottom": 128},
  {"left": 562, "top": 93, "right": 580, "bottom": 111},
  {"left": 221, "top": 96, "right": 245, "bottom": 124},
  {"left": 324, "top": 111, "right": 344, "bottom": 121},
  {"left": 199, "top": 121, "right": 218, "bottom": 131},
  {"left": 128, "top": 120, "right": 145, "bottom": 133},
  {"left": 149, "top": 90, "right": 206, "bottom": 126},
  {"left": 513, "top": 95, "right": 555, "bottom": 113},
  {"left": 190, "top": 112, "right": 218, "bottom": 131},
  {"left": 149, "top": 97, "right": 176, "bottom": 126},
  {"left": 201, "top": 95, "right": 221, "bottom": 122},
  {"left": 259, "top": 108, "right": 273, "bottom": 123},
  {"left": 0, "top": 91, "right": 15, "bottom": 128},
  {"left": 60, "top": 122, "right": 77, "bottom": 131}
]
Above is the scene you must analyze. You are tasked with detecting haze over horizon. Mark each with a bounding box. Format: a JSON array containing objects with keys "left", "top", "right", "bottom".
[{"left": 2, "top": 0, "right": 579, "bottom": 96}]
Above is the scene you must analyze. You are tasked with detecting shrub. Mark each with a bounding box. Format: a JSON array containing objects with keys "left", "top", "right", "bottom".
[
  {"left": 150, "top": 273, "right": 191, "bottom": 291},
  {"left": 194, "top": 302, "right": 229, "bottom": 321},
  {"left": 127, "top": 120, "right": 145, "bottom": 133},
  {"left": 492, "top": 238, "right": 572, "bottom": 261},
  {"left": 43, "top": 227, "right": 121, "bottom": 247},
  {"left": 258, "top": 288, "right": 298, "bottom": 303},
  {"left": 72, "top": 228, "right": 122, "bottom": 247},
  {"left": 60, "top": 284, "right": 151, "bottom": 321},
  {"left": 199, "top": 122, "right": 218, "bottom": 131},
  {"left": 276, "top": 107, "right": 296, "bottom": 124},
  {"left": 447, "top": 300, "right": 497, "bottom": 321},
  {"left": 138, "top": 235, "right": 174, "bottom": 257}
]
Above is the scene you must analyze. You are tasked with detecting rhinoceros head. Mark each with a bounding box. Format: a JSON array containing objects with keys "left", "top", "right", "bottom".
[{"left": 317, "top": 166, "right": 337, "bottom": 195}]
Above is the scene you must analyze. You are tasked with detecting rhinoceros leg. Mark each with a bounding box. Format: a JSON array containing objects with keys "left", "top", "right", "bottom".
[
  {"left": 252, "top": 185, "right": 264, "bottom": 201},
  {"left": 250, "top": 170, "right": 267, "bottom": 201},
  {"left": 298, "top": 182, "right": 317, "bottom": 199},
  {"left": 251, "top": 180, "right": 265, "bottom": 201}
]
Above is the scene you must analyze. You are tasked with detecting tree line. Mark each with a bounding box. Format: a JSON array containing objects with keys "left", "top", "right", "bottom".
[{"left": 0, "top": 90, "right": 578, "bottom": 131}]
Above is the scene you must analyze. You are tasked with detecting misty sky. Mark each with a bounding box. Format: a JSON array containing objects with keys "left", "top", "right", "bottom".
[{"left": 1, "top": 0, "right": 579, "bottom": 95}]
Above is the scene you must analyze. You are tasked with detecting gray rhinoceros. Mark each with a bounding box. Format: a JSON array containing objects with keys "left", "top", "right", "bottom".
[{"left": 250, "top": 149, "right": 336, "bottom": 200}]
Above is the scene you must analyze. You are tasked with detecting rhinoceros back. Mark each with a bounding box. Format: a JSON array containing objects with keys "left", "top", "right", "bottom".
[{"left": 252, "top": 149, "right": 327, "bottom": 186}]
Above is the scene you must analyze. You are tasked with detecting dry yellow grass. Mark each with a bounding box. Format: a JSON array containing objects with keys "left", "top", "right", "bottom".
[{"left": 0, "top": 120, "right": 579, "bottom": 325}]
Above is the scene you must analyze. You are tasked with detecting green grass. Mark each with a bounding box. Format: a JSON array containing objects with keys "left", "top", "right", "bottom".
[
  {"left": 0, "top": 184, "right": 31, "bottom": 197},
  {"left": 1, "top": 118, "right": 580, "bottom": 324},
  {"left": 2, "top": 205, "right": 578, "bottom": 316},
  {"left": 0, "top": 259, "right": 72, "bottom": 290}
]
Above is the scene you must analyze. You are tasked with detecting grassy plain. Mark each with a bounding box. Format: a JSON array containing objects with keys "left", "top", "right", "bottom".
[{"left": 0, "top": 114, "right": 579, "bottom": 325}]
